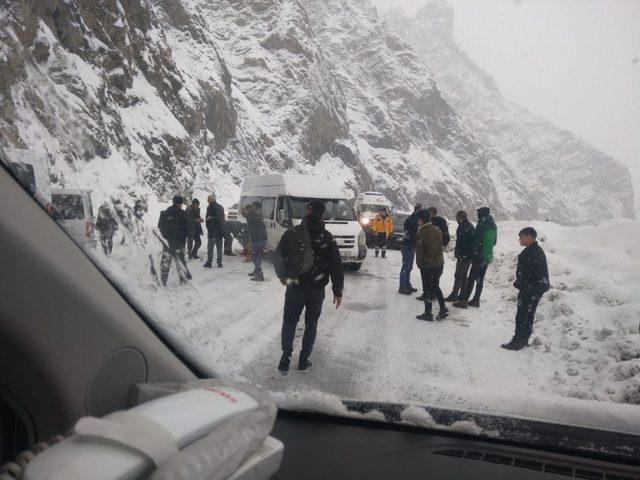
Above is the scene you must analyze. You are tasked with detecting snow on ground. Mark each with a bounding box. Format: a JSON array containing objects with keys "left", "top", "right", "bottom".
[{"left": 93, "top": 218, "right": 640, "bottom": 435}]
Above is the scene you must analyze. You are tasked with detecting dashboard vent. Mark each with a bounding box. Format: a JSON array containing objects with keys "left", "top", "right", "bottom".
[{"left": 433, "top": 450, "right": 637, "bottom": 480}]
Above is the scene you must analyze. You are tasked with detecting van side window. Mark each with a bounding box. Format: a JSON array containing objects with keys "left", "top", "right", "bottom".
[{"left": 262, "top": 197, "right": 275, "bottom": 220}]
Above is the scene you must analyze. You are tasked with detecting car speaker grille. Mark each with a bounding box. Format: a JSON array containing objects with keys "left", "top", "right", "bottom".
[
  {"left": 433, "top": 450, "right": 638, "bottom": 479},
  {"left": 86, "top": 347, "right": 148, "bottom": 417}
]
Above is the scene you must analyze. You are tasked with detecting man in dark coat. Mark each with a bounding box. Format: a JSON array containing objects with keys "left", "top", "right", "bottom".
[
  {"left": 453, "top": 207, "right": 497, "bottom": 309},
  {"left": 427, "top": 207, "right": 450, "bottom": 247},
  {"left": 185, "top": 198, "right": 203, "bottom": 259},
  {"left": 274, "top": 200, "right": 344, "bottom": 373},
  {"left": 502, "top": 227, "right": 550, "bottom": 350},
  {"left": 158, "top": 195, "right": 191, "bottom": 286},
  {"left": 96, "top": 203, "right": 118, "bottom": 255},
  {"left": 203, "top": 193, "right": 225, "bottom": 268},
  {"left": 445, "top": 211, "right": 475, "bottom": 301},
  {"left": 415, "top": 210, "right": 448, "bottom": 321},
  {"left": 399, "top": 203, "right": 422, "bottom": 295},
  {"left": 246, "top": 202, "right": 268, "bottom": 281}
]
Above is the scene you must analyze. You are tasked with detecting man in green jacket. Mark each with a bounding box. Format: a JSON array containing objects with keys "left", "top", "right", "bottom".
[
  {"left": 415, "top": 210, "right": 448, "bottom": 321},
  {"left": 453, "top": 207, "right": 497, "bottom": 309}
]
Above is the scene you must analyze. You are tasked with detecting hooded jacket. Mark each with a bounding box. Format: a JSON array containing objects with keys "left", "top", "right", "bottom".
[
  {"left": 205, "top": 201, "right": 225, "bottom": 238},
  {"left": 185, "top": 204, "right": 203, "bottom": 236},
  {"left": 454, "top": 218, "right": 475, "bottom": 259},
  {"left": 274, "top": 216, "right": 344, "bottom": 296},
  {"left": 473, "top": 214, "right": 497, "bottom": 263},
  {"left": 415, "top": 223, "right": 444, "bottom": 269}
]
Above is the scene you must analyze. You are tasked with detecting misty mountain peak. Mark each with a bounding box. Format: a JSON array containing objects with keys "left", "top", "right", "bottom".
[{"left": 416, "top": 0, "right": 455, "bottom": 36}]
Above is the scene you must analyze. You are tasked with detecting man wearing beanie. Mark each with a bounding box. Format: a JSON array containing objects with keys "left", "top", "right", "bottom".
[
  {"left": 502, "top": 227, "right": 550, "bottom": 350},
  {"left": 453, "top": 206, "right": 497, "bottom": 309},
  {"left": 415, "top": 209, "right": 448, "bottom": 321}
]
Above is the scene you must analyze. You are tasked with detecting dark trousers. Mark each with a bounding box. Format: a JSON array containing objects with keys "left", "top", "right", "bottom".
[
  {"left": 420, "top": 265, "right": 446, "bottom": 313},
  {"left": 224, "top": 231, "right": 234, "bottom": 253},
  {"left": 450, "top": 258, "right": 472, "bottom": 297},
  {"left": 99, "top": 233, "right": 114, "bottom": 255},
  {"left": 160, "top": 243, "right": 190, "bottom": 286},
  {"left": 399, "top": 244, "right": 415, "bottom": 288},
  {"left": 281, "top": 287, "right": 325, "bottom": 358},
  {"left": 206, "top": 236, "right": 223, "bottom": 266},
  {"left": 460, "top": 261, "right": 488, "bottom": 302},
  {"left": 514, "top": 292, "right": 541, "bottom": 342},
  {"left": 374, "top": 233, "right": 387, "bottom": 254},
  {"left": 252, "top": 241, "right": 266, "bottom": 273},
  {"left": 187, "top": 234, "right": 202, "bottom": 258}
]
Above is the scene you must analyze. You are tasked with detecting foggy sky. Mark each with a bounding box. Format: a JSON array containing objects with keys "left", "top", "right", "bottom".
[{"left": 372, "top": 0, "right": 640, "bottom": 212}]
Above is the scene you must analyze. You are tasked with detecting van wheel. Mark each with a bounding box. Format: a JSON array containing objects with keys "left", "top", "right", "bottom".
[{"left": 346, "top": 263, "right": 362, "bottom": 272}]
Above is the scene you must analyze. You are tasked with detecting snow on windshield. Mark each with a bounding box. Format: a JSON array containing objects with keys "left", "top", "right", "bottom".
[{"left": 2, "top": 0, "right": 639, "bottom": 457}]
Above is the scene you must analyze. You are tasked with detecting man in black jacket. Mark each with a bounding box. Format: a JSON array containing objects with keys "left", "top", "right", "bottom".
[
  {"left": 274, "top": 200, "right": 344, "bottom": 373},
  {"left": 399, "top": 204, "right": 421, "bottom": 295},
  {"left": 203, "top": 194, "right": 225, "bottom": 268},
  {"left": 246, "top": 202, "right": 268, "bottom": 281},
  {"left": 427, "top": 207, "right": 450, "bottom": 247},
  {"left": 185, "top": 198, "right": 203, "bottom": 259},
  {"left": 501, "top": 227, "right": 550, "bottom": 351},
  {"left": 445, "top": 211, "right": 475, "bottom": 301},
  {"left": 158, "top": 195, "right": 191, "bottom": 286}
]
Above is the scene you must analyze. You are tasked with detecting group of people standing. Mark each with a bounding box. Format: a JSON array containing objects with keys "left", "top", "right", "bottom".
[
  {"left": 373, "top": 203, "right": 549, "bottom": 350},
  {"left": 157, "top": 194, "right": 272, "bottom": 287}
]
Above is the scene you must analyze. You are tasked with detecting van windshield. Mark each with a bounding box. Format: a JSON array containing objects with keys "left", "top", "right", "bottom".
[
  {"left": 360, "top": 203, "right": 389, "bottom": 212},
  {"left": 289, "top": 197, "right": 355, "bottom": 221},
  {"left": 52, "top": 194, "right": 85, "bottom": 220}
]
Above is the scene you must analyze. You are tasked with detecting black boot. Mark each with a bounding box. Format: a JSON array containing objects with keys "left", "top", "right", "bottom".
[
  {"left": 444, "top": 293, "right": 459, "bottom": 302},
  {"left": 203, "top": 262, "right": 212, "bottom": 268},
  {"left": 417, "top": 301, "right": 434, "bottom": 321},
  {"left": 468, "top": 298, "right": 480, "bottom": 308},
  {"left": 278, "top": 354, "right": 290, "bottom": 373},
  {"left": 452, "top": 300, "right": 468, "bottom": 309},
  {"left": 436, "top": 308, "right": 449, "bottom": 321},
  {"left": 298, "top": 356, "right": 312, "bottom": 371},
  {"left": 398, "top": 285, "right": 412, "bottom": 295},
  {"left": 248, "top": 269, "right": 257, "bottom": 277},
  {"left": 408, "top": 285, "right": 418, "bottom": 293},
  {"left": 251, "top": 271, "right": 264, "bottom": 282},
  {"left": 416, "top": 293, "right": 426, "bottom": 301},
  {"left": 501, "top": 337, "right": 529, "bottom": 351},
  {"left": 381, "top": 250, "right": 386, "bottom": 258},
  {"left": 375, "top": 250, "right": 379, "bottom": 257}
]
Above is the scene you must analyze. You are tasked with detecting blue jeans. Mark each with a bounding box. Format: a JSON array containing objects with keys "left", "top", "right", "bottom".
[
  {"left": 399, "top": 244, "right": 415, "bottom": 288},
  {"left": 252, "top": 241, "right": 266, "bottom": 273},
  {"left": 207, "top": 236, "right": 223, "bottom": 266}
]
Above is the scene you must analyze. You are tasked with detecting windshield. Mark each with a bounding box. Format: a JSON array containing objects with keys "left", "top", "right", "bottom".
[
  {"left": 2, "top": 0, "right": 639, "bottom": 459},
  {"left": 289, "top": 197, "right": 356, "bottom": 221},
  {"left": 52, "top": 194, "right": 85, "bottom": 220}
]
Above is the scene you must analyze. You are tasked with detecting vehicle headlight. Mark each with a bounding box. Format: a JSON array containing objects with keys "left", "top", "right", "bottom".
[
  {"left": 361, "top": 217, "right": 370, "bottom": 226},
  {"left": 358, "top": 229, "right": 366, "bottom": 246}
]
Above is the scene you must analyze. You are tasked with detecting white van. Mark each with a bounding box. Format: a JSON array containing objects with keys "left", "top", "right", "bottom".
[
  {"left": 238, "top": 174, "right": 367, "bottom": 270},
  {"left": 51, "top": 188, "right": 96, "bottom": 248},
  {"left": 354, "top": 191, "right": 393, "bottom": 228}
]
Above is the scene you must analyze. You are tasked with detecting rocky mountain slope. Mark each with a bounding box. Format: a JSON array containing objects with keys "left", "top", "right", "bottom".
[
  {"left": 383, "top": 0, "right": 635, "bottom": 223},
  {"left": 0, "top": 0, "right": 634, "bottom": 224}
]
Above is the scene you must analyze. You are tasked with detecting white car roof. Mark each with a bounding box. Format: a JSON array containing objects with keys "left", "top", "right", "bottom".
[{"left": 242, "top": 174, "right": 345, "bottom": 198}]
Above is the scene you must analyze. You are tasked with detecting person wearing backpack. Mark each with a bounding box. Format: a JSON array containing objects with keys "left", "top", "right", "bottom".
[
  {"left": 273, "top": 200, "right": 344, "bottom": 373},
  {"left": 157, "top": 195, "right": 191, "bottom": 286},
  {"left": 501, "top": 227, "right": 550, "bottom": 350},
  {"left": 453, "top": 207, "right": 497, "bottom": 309}
]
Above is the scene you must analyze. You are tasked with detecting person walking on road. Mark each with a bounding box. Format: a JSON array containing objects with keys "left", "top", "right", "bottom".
[
  {"left": 185, "top": 198, "right": 203, "bottom": 259},
  {"left": 453, "top": 207, "right": 497, "bottom": 309},
  {"left": 502, "top": 227, "right": 550, "bottom": 350},
  {"left": 427, "top": 207, "right": 450, "bottom": 247},
  {"left": 372, "top": 207, "right": 393, "bottom": 258},
  {"left": 415, "top": 210, "right": 448, "bottom": 321},
  {"left": 399, "top": 203, "right": 421, "bottom": 295},
  {"left": 157, "top": 195, "right": 191, "bottom": 286},
  {"left": 96, "top": 203, "right": 118, "bottom": 256},
  {"left": 246, "top": 202, "right": 268, "bottom": 282},
  {"left": 445, "top": 211, "right": 475, "bottom": 302},
  {"left": 203, "top": 194, "right": 225, "bottom": 268},
  {"left": 274, "top": 200, "right": 344, "bottom": 373}
]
